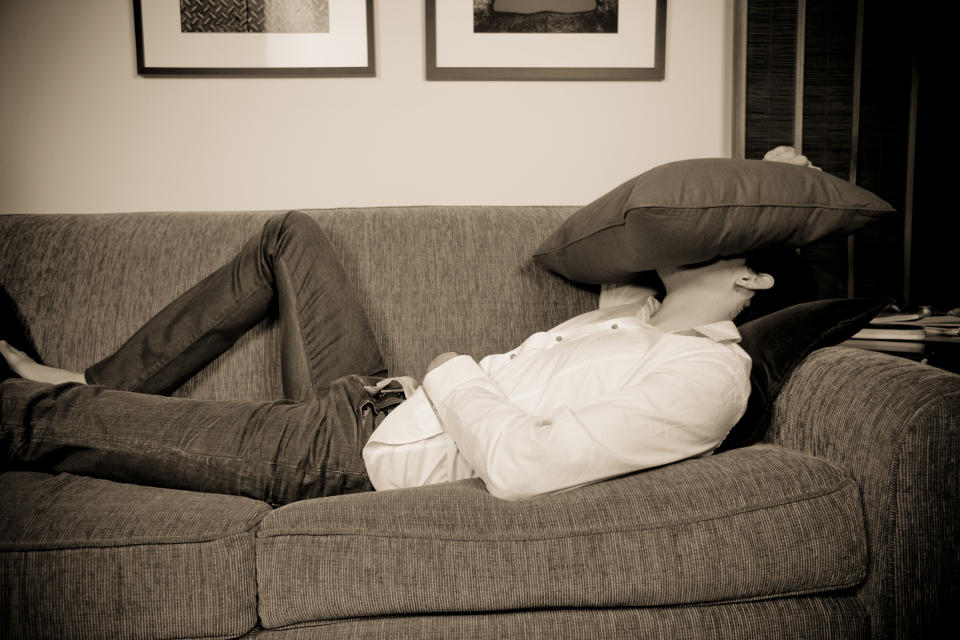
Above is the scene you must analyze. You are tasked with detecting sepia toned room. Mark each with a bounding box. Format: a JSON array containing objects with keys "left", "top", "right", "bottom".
[{"left": 0, "top": 1, "right": 949, "bottom": 638}]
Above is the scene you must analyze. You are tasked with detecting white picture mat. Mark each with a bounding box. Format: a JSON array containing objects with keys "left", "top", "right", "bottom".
[
  {"left": 436, "top": 0, "right": 658, "bottom": 68},
  {"left": 141, "top": 0, "right": 368, "bottom": 68}
]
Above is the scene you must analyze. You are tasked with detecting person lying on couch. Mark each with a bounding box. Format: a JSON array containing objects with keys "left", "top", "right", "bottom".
[{"left": 1, "top": 211, "right": 775, "bottom": 504}]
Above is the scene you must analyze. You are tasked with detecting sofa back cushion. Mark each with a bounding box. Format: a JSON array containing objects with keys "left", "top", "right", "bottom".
[{"left": 0, "top": 208, "right": 596, "bottom": 400}]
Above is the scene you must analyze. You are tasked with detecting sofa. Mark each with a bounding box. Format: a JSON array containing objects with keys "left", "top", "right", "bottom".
[{"left": 0, "top": 208, "right": 957, "bottom": 639}]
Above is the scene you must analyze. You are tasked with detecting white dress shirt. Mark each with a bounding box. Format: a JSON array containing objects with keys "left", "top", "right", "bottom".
[{"left": 362, "top": 286, "right": 752, "bottom": 500}]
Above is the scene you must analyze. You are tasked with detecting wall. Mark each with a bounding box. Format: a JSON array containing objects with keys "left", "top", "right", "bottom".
[{"left": 0, "top": 0, "right": 734, "bottom": 214}]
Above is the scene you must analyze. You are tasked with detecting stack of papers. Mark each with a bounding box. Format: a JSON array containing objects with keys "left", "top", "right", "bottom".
[{"left": 856, "top": 313, "right": 960, "bottom": 340}]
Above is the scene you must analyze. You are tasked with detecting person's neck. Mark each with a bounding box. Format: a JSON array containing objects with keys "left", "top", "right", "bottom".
[{"left": 647, "top": 289, "right": 737, "bottom": 332}]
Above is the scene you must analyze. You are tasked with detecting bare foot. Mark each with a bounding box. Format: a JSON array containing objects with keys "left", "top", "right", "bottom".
[{"left": 0, "top": 340, "right": 86, "bottom": 384}]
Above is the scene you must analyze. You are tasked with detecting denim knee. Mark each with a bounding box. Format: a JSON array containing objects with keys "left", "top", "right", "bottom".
[{"left": 261, "top": 211, "right": 330, "bottom": 259}]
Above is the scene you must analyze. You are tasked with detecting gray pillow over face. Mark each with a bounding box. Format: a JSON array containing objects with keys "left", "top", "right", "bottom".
[{"left": 534, "top": 158, "right": 896, "bottom": 284}]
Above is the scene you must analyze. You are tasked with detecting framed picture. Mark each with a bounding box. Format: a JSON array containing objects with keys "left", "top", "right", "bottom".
[
  {"left": 426, "top": 0, "right": 666, "bottom": 81},
  {"left": 133, "top": 0, "right": 376, "bottom": 76}
]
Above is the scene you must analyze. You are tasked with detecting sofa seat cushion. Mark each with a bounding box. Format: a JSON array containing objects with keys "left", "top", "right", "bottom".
[
  {"left": 256, "top": 444, "right": 867, "bottom": 628},
  {"left": 0, "top": 471, "right": 271, "bottom": 640},
  {"left": 252, "top": 596, "right": 868, "bottom": 640}
]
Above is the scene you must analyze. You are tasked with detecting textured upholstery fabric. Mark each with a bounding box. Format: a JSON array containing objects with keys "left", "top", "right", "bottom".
[
  {"left": 3, "top": 209, "right": 955, "bottom": 638},
  {"left": 0, "top": 471, "right": 270, "bottom": 639},
  {"left": 0, "top": 208, "right": 594, "bottom": 402},
  {"left": 0, "top": 212, "right": 285, "bottom": 401},
  {"left": 766, "top": 346, "right": 960, "bottom": 640},
  {"left": 256, "top": 445, "right": 866, "bottom": 628},
  {"left": 249, "top": 596, "right": 868, "bottom": 639}
]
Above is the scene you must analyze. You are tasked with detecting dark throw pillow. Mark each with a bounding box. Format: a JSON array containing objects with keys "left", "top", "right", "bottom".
[
  {"left": 717, "top": 297, "right": 892, "bottom": 451},
  {"left": 534, "top": 158, "right": 896, "bottom": 283}
]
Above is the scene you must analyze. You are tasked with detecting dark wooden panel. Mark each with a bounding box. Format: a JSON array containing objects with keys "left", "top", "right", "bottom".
[
  {"left": 743, "top": 1, "right": 924, "bottom": 305},
  {"left": 797, "top": 0, "right": 859, "bottom": 299},
  {"left": 801, "top": 0, "right": 857, "bottom": 177},
  {"left": 851, "top": 2, "right": 915, "bottom": 302},
  {"left": 745, "top": 0, "right": 798, "bottom": 159},
  {"left": 909, "top": 114, "right": 948, "bottom": 310}
]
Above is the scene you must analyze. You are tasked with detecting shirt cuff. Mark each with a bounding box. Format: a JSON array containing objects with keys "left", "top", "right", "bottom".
[{"left": 422, "top": 354, "right": 488, "bottom": 405}]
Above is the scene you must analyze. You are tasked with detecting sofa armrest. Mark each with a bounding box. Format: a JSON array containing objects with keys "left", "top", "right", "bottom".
[{"left": 764, "top": 345, "right": 960, "bottom": 639}]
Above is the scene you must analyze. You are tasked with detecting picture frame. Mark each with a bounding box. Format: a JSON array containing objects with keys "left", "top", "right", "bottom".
[
  {"left": 133, "top": 0, "right": 376, "bottom": 77},
  {"left": 426, "top": 0, "right": 666, "bottom": 81}
]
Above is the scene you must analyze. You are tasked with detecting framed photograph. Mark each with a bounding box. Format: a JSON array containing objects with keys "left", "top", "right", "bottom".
[
  {"left": 426, "top": 0, "right": 666, "bottom": 81},
  {"left": 134, "top": 0, "right": 376, "bottom": 76}
]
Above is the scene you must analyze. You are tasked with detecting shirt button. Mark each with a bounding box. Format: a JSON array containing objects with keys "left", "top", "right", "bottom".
[
  {"left": 555, "top": 335, "right": 563, "bottom": 342},
  {"left": 611, "top": 323, "right": 619, "bottom": 330},
  {"left": 509, "top": 354, "right": 516, "bottom": 359}
]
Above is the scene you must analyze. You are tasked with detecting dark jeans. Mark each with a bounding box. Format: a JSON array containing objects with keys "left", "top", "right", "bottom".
[{"left": 1, "top": 212, "right": 389, "bottom": 506}]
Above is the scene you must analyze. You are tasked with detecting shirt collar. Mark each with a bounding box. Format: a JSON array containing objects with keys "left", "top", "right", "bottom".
[
  {"left": 687, "top": 321, "right": 742, "bottom": 343},
  {"left": 637, "top": 297, "right": 742, "bottom": 344}
]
